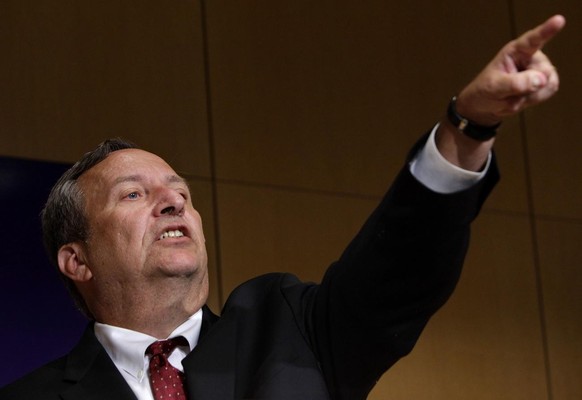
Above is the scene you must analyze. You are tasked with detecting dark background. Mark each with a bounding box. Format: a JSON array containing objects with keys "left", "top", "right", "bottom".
[{"left": 0, "top": 156, "right": 86, "bottom": 386}]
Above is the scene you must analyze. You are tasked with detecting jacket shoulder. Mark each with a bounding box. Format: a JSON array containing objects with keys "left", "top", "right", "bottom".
[{"left": 0, "top": 356, "right": 68, "bottom": 399}]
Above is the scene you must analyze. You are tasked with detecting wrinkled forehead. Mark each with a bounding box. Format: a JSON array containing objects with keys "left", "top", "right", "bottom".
[{"left": 78, "top": 148, "right": 182, "bottom": 189}]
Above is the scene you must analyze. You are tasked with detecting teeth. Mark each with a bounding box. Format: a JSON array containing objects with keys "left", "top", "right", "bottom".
[{"left": 159, "top": 230, "right": 184, "bottom": 240}]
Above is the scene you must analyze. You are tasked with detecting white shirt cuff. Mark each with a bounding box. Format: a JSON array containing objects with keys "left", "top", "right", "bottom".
[{"left": 409, "top": 124, "right": 491, "bottom": 194}]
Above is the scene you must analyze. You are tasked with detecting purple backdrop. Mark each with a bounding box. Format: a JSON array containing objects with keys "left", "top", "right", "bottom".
[{"left": 0, "top": 156, "right": 87, "bottom": 387}]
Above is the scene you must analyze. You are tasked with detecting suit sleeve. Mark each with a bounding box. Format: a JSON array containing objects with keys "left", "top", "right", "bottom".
[{"left": 307, "top": 134, "right": 500, "bottom": 400}]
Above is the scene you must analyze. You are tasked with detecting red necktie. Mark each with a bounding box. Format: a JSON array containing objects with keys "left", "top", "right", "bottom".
[{"left": 146, "top": 337, "right": 189, "bottom": 400}]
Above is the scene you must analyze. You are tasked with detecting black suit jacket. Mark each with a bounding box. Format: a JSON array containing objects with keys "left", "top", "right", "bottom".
[{"left": 0, "top": 140, "right": 499, "bottom": 400}]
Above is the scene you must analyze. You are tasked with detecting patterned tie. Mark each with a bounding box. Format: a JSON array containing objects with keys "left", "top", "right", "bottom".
[{"left": 146, "top": 337, "right": 189, "bottom": 400}]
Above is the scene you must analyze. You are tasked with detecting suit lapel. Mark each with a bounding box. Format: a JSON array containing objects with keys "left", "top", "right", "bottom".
[
  {"left": 60, "top": 324, "right": 137, "bottom": 400},
  {"left": 182, "top": 306, "right": 237, "bottom": 400}
]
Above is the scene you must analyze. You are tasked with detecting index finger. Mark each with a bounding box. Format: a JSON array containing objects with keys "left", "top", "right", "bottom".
[{"left": 514, "top": 15, "right": 566, "bottom": 56}]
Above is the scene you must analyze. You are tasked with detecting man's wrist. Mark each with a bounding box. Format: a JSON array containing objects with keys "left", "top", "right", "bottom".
[{"left": 447, "top": 96, "right": 501, "bottom": 142}]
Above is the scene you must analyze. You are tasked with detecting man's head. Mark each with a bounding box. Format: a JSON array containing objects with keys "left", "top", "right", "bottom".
[{"left": 42, "top": 139, "right": 208, "bottom": 324}]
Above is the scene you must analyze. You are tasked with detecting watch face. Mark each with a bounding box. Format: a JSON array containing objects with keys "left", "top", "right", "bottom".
[{"left": 458, "top": 119, "right": 469, "bottom": 131}]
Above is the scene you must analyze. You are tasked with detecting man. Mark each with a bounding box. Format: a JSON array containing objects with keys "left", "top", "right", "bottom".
[{"left": 0, "top": 15, "right": 565, "bottom": 400}]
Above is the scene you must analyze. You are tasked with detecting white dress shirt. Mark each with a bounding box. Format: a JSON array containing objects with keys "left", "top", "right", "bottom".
[
  {"left": 93, "top": 125, "right": 491, "bottom": 400},
  {"left": 94, "top": 309, "right": 202, "bottom": 400}
]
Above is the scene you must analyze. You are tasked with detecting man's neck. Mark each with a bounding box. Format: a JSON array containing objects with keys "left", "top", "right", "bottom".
[{"left": 90, "top": 278, "right": 208, "bottom": 338}]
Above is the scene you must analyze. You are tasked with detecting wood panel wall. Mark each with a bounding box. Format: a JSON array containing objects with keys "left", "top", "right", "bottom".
[{"left": 1, "top": 1, "right": 580, "bottom": 398}]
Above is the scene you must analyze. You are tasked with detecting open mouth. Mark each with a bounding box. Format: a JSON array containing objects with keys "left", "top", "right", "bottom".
[{"left": 158, "top": 229, "right": 186, "bottom": 240}]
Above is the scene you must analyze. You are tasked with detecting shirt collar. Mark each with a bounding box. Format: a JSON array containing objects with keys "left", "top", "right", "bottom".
[{"left": 94, "top": 309, "right": 203, "bottom": 381}]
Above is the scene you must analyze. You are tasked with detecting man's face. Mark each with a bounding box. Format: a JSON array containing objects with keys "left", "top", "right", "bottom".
[{"left": 76, "top": 149, "right": 208, "bottom": 303}]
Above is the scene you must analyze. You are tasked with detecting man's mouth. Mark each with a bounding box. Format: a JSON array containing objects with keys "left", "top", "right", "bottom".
[{"left": 158, "top": 229, "right": 185, "bottom": 240}]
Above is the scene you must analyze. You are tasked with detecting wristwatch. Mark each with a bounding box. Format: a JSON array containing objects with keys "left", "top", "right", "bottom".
[{"left": 447, "top": 96, "right": 500, "bottom": 141}]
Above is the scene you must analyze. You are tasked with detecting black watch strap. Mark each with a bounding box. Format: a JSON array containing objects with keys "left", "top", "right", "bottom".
[{"left": 447, "top": 96, "right": 500, "bottom": 141}]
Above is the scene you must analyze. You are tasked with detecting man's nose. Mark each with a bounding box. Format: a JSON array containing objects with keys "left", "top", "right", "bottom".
[{"left": 154, "top": 189, "right": 185, "bottom": 216}]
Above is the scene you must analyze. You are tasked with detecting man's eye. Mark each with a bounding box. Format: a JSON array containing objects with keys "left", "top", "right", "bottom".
[{"left": 126, "top": 192, "right": 140, "bottom": 200}]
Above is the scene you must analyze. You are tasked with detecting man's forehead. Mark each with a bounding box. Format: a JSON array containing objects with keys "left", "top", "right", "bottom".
[
  {"left": 81, "top": 148, "right": 182, "bottom": 184},
  {"left": 102, "top": 148, "right": 167, "bottom": 165}
]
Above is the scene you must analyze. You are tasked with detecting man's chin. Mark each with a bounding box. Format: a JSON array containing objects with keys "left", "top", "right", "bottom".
[{"left": 153, "top": 256, "right": 205, "bottom": 278}]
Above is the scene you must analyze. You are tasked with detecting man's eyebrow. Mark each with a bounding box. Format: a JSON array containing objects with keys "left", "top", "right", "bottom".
[
  {"left": 111, "top": 174, "right": 189, "bottom": 187},
  {"left": 112, "top": 175, "right": 143, "bottom": 186},
  {"left": 167, "top": 175, "right": 188, "bottom": 186}
]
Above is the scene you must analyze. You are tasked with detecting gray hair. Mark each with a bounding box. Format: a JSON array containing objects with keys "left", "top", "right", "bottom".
[{"left": 41, "top": 138, "right": 137, "bottom": 318}]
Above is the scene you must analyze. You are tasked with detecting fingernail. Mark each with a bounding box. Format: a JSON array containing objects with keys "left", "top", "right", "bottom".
[{"left": 532, "top": 75, "right": 541, "bottom": 89}]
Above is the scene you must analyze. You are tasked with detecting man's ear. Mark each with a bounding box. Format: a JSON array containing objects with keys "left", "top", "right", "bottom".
[{"left": 58, "top": 243, "right": 93, "bottom": 282}]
